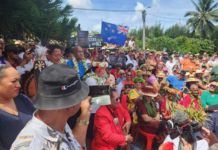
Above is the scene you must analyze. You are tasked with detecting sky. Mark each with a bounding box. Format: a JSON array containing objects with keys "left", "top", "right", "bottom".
[{"left": 64, "top": 0, "right": 217, "bottom": 33}]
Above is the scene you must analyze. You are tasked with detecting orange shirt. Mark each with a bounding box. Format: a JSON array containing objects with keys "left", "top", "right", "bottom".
[{"left": 181, "top": 59, "right": 198, "bottom": 71}]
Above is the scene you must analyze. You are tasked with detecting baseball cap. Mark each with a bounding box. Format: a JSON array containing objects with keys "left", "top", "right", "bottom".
[{"left": 33, "top": 64, "right": 89, "bottom": 110}]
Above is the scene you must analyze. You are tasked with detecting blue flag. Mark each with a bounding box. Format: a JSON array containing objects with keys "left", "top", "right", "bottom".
[{"left": 101, "top": 21, "right": 129, "bottom": 45}]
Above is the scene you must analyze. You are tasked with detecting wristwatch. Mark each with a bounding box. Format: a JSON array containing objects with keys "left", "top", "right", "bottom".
[{"left": 76, "top": 118, "right": 89, "bottom": 125}]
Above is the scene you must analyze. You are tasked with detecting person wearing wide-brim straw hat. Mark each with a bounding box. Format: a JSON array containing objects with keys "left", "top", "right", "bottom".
[
  {"left": 135, "top": 84, "right": 168, "bottom": 143},
  {"left": 161, "top": 85, "right": 180, "bottom": 120},
  {"left": 11, "top": 64, "right": 92, "bottom": 150}
]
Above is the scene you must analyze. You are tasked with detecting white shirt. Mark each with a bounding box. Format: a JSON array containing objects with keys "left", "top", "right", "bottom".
[
  {"left": 208, "top": 60, "right": 218, "bottom": 72},
  {"left": 86, "top": 59, "right": 91, "bottom": 64},
  {"left": 18, "top": 52, "right": 24, "bottom": 60},
  {"left": 11, "top": 111, "right": 81, "bottom": 150},
  {"left": 85, "top": 72, "right": 104, "bottom": 113},
  {"left": 166, "top": 61, "right": 175, "bottom": 73},
  {"left": 163, "top": 135, "right": 209, "bottom": 150},
  {"left": 126, "top": 59, "right": 138, "bottom": 71},
  {"left": 128, "top": 40, "right": 134, "bottom": 49}
]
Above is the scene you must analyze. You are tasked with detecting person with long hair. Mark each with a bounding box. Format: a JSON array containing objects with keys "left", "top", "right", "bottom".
[
  {"left": 122, "top": 71, "right": 135, "bottom": 95},
  {"left": 137, "top": 52, "right": 145, "bottom": 68},
  {"left": 82, "top": 61, "right": 108, "bottom": 150},
  {"left": 0, "top": 65, "right": 36, "bottom": 149}
]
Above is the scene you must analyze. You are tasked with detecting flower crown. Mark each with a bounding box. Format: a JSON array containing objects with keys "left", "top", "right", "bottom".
[
  {"left": 164, "top": 86, "right": 180, "bottom": 95},
  {"left": 91, "top": 61, "right": 108, "bottom": 72},
  {"left": 133, "top": 77, "right": 145, "bottom": 83},
  {"left": 140, "top": 64, "right": 147, "bottom": 69}
]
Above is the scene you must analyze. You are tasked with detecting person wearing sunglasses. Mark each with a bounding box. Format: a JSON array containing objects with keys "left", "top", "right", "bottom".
[
  {"left": 97, "top": 50, "right": 106, "bottom": 62},
  {"left": 111, "top": 63, "right": 122, "bottom": 79},
  {"left": 3, "top": 44, "right": 32, "bottom": 68},
  {"left": 92, "top": 88, "right": 141, "bottom": 150},
  {"left": 122, "top": 71, "right": 134, "bottom": 95},
  {"left": 117, "top": 70, "right": 126, "bottom": 84},
  {"left": 201, "top": 82, "right": 218, "bottom": 110}
]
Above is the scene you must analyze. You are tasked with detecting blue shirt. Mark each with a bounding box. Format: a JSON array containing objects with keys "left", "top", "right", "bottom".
[
  {"left": 0, "top": 93, "right": 36, "bottom": 150},
  {"left": 67, "top": 59, "right": 90, "bottom": 79},
  {"left": 117, "top": 77, "right": 126, "bottom": 83},
  {"left": 166, "top": 75, "right": 187, "bottom": 91}
]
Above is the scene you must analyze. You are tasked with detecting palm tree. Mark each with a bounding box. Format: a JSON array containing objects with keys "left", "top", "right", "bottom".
[{"left": 185, "top": 0, "right": 218, "bottom": 39}]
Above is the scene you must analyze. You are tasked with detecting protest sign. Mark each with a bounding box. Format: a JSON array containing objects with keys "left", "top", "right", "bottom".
[
  {"left": 109, "top": 55, "right": 126, "bottom": 69},
  {"left": 77, "top": 31, "right": 89, "bottom": 48}
]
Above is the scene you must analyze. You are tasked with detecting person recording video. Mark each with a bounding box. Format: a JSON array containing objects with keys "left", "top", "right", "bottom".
[{"left": 159, "top": 111, "right": 209, "bottom": 150}]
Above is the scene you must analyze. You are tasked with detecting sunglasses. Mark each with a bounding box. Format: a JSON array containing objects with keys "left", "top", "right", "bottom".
[
  {"left": 120, "top": 73, "right": 125, "bottom": 75},
  {"left": 134, "top": 82, "right": 142, "bottom": 83},
  {"left": 210, "top": 85, "right": 217, "bottom": 89},
  {"left": 10, "top": 51, "right": 18, "bottom": 54},
  {"left": 127, "top": 75, "right": 132, "bottom": 77},
  {"left": 115, "top": 97, "right": 120, "bottom": 101}
]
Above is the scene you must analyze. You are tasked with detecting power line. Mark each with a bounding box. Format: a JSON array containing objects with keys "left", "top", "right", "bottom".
[{"left": 73, "top": 8, "right": 188, "bottom": 20}]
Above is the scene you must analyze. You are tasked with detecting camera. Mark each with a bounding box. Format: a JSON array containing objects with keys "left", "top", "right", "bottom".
[{"left": 166, "top": 120, "right": 202, "bottom": 143}]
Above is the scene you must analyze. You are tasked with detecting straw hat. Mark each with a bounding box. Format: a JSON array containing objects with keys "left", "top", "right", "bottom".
[
  {"left": 196, "top": 70, "right": 203, "bottom": 74},
  {"left": 210, "top": 82, "right": 218, "bottom": 87},
  {"left": 156, "top": 72, "right": 166, "bottom": 78},
  {"left": 164, "top": 85, "right": 180, "bottom": 94},
  {"left": 185, "top": 78, "right": 199, "bottom": 83},
  {"left": 141, "top": 85, "right": 158, "bottom": 97},
  {"left": 135, "top": 70, "right": 142, "bottom": 74}
]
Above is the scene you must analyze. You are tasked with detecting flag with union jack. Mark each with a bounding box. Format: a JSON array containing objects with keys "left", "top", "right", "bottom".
[{"left": 101, "top": 21, "right": 129, "bottom": 45}]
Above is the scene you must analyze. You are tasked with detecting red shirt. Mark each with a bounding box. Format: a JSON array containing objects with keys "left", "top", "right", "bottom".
[
  {"left": 180, "top": 94, "right": 200, "bottom": 110},
  {"left": 92, "top": 105, "right": 131, "bottom": 150},
  {"left": 111, "top": 69, "right": 120, "bottom": 79},
  {"left": 120, "top": 94, "right": 128, "bottom": 111}
]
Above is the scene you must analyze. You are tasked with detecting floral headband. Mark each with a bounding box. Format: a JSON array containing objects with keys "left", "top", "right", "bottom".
[
  {"left": 164, "top": 86, "right": 180, "bottom": 95},
  {"left": 133, "top": 77, "right": 145, "bottom": 83},
  {"left": 140, "top": 64, "right": 147, "bottom": 69},
  {"left": 91, "top": 61, "right": 108, "bottom": 72}
]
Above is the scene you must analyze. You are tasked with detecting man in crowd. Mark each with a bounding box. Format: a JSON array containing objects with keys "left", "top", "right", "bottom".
[
  {"left": 166, "top": 70, "right": 187, "bottom": 91},
  {"left": 208, "top": 56, "right": 218, "bottom": 72},
  {"left": 11, "top": 65, "right": 92, "bottom": 149},
  {"left": 67, "top": 46, "right": 90, "bottom": 80},
  {"left": 181, "top": 54, "right": 199, "bottom": 72},
  {"left": 24, "top": 42, "right": 29, "bottom": 51},
  {"left": 161, "top": 52, "right": 169, "bottom": 64}
]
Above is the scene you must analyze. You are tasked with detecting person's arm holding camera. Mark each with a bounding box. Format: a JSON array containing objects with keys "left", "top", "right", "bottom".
[
  {"left": 19, "top": 51, "right": 32, "bottom": 67},
  {"left": 72, "top": 96, "right": 92, "bottom": 146}
]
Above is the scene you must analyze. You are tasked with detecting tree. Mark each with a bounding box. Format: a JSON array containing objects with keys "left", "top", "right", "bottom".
[
  {"left": 89, "top": 31, "right": 100, "bottom": 36},
  {"left": 184, "top": 0, "right": 218, "bottom": 39},
  {"left": 165, "top": 23, "right": 191, "bottom": 39}
]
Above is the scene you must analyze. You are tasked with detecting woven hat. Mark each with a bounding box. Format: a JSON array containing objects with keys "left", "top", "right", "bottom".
[
  {"left": 185, "top": 78, "right": 199, "bottom": 83},
  {"left": 196, "top": 70, "right": 202, "bottom": 74},
  {"left": 135, "top": 70, "right": 142, "bottom": 74},
  {"left": 164, "top": 85, "right": 180, "bottom": 94},
  {"left": 141, "top": 85, "right": 158, "bottom": 97},
  {"left": 140, "top": 64, "right": 147, "bottom": 69},
  {"left": 210, "top": 82, "right": 218, "bottom": 87},
  {"left": 156, "top": 72, "right": 166, "bottom": 78}
]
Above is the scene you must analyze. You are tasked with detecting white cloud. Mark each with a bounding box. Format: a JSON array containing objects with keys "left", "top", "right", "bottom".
[
  {"left": 68, "top": 0, "right": 92, "bottom": 9},
  {"left": 131, "top": 2, "right": 145, "bottom": 22},
  {"left": 91, "top": 24, "right": 102, "bottom": 32}
]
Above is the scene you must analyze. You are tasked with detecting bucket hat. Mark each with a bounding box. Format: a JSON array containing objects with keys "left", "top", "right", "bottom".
[{"left": 33, "top": 64, "right": 89, "bottom": 110}]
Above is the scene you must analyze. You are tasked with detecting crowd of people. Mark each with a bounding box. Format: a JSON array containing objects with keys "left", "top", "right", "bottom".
[{"left": 1, "top": 37, "right": 218, "bottom": 150}]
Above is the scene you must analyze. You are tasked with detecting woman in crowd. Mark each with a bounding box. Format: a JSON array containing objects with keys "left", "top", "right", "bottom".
[
  {"left": 156, "top": 72, "right": 167, "bottom": 96},
  {"left": 201, "top": 82, "right": 218, "bottom": 110},
  {"left": 166, "top": 56, "right": 175, "bottom": 74},
  {"left": 0, "top": 65, "right": 36, "bottom": 150},
  {"left": 195, "top": 69, "right": 208, "bottom": 90},
  {"left": 136, "top": 85, "right": 168, "bottom": 143},
  {"left": 202, "top": 64, "right": 210, "bottom": 84},
  {"left": 92, "top": 89, "right": 141, "bottom": 150},
  {"left": 125, "top": 63, "right": 136, "bottom": 79},
  {"left": 156, "top": 64, "right": 164, "bottom": 75},
  {"left": 126, "top": 53, "right": 138, "bottom": 71},
  {"left": 128, "top": 77, "right": 144, "bottom": 124},
  {"left": 111, "top": 63, "right": 122, "bottom": 79},
  {"left": 122, "top": 71, "right": 134, "bottom": 95},
  {"left": 2, "top": 44, "right": 31, "bottom": 66},
  {"left": 163, "top": 68, "right": 169, "bottom": 77},
  {"left": 161, "top": 85, "right": 180, "bottom": 120},
  {"left": 82, "top": 61, "right": 108, "bottom": 150},
  {"left": 135, "top": 70, "right": 142, "bottom": 78},
  {"left": 140, "top": 64, "right": 147, "bottom": 71},
  {"left": 116, "top": 70, "right": 126, "bottom": 84},
  {"left": 142, "top": 71, "right": 152, "bottom": 86},
  {"left": 137, "top": 52, "right": 145, "bottom": 68}
]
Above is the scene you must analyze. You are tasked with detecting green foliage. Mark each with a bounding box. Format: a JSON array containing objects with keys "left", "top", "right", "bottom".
[
  {"left": 184, "top": 0, "right": 218, "bottom": 38},
  {"left": 0, "top": 0, "right": 78, "bottom": 44},
  {"left": 89, "top": 31, "right": 100, "bottom": 36},
  {"left": 146, "top": 36, "right": 177, "bottom": 53},
  {"left": 165, "top": 23, "right": 191, "bottom": 39}
]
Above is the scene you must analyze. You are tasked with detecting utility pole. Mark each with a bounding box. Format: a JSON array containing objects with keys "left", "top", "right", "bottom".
[{"left": 142, "top": 10, "right": 146, "bottom": 51}]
